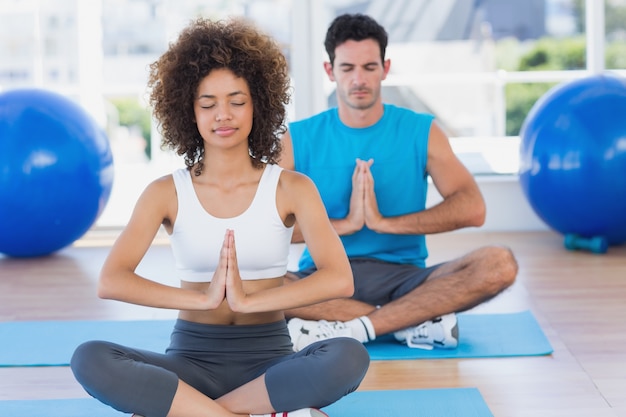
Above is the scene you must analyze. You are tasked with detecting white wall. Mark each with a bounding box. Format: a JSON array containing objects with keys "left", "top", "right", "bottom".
[{"left": 426, "top": 175, "right": 548, "bottom": 233}]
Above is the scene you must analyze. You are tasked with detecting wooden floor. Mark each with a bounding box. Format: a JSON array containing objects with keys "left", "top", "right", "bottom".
[{"left": 1, "top": 230, "right": 625, "bottom": 417}]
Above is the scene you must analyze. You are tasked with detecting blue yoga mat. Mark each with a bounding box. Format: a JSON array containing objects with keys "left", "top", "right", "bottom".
[
  {"left": 0, "top": 388, "right": 493, "bottom": 417},
  {"left": 0, "top": 311, "right": 551, "bottom": 367},
  {"left": 366, "top": 310, "right": 553, "bottom": 360},
  {"left": 324, "top": 388, "right": 493, "bottom": 416},
  {"left": 0, "top": 319, "right": 174, "bottom": 367}
]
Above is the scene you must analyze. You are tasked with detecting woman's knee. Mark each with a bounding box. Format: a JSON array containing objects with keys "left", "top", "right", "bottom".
[
  {"left": 71, "top": 341, "right": 106, "bottom": 374},
  {"left": 70, "top": 340, "right": 120, "bottom": 390},
  {"left": 268, "top": 337, "right": 369, "bottom": 410},
  {"left": 319, "top": 337, "right": 370, "bottom": 390}
]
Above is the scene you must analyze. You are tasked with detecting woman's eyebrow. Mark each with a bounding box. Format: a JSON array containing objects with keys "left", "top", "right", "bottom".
[{"left": 197, "top": 91, "right": 248, "bottom": 99}]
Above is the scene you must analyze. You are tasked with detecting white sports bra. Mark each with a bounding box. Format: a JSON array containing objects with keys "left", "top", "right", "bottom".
[{"left": 169, "top": 163, "right": 294, "bottom": 282}]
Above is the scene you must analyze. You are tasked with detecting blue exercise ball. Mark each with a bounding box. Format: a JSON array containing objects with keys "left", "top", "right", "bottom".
[
  {"left": 0, "top": 88, "right": 114, "bottom": 257},
  {"left": 519, "top": 73, "right": 626, "bottom": 246}
]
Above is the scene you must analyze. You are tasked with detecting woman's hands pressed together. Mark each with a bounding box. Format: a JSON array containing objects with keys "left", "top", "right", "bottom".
[{"left": 205, "top": 229, "right": 248, "bottom": 312}]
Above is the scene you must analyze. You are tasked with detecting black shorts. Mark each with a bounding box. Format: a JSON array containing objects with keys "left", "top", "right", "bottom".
[{"left": 294, "top": 257, "right": 444, "bottom": 307}]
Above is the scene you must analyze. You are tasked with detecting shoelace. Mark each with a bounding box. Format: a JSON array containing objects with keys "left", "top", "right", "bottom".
[
  {"left": 407, "top": 322, "right": 430, "bottom": 343},
  {"left": 404, "top": 322, "right": 437, "bottom": 349},
  {"left": 313, "top": 320, "right": 347, "bottom": 339}
]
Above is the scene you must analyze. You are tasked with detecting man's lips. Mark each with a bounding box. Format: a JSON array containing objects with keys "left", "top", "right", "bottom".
[{"left": 351, "top": 89, "right": 369, "bottom": 97}]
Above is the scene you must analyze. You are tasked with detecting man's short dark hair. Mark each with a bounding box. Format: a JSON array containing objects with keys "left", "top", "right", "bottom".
[{"left": 324, "top": 13, "right": 388, "bottom": 66}]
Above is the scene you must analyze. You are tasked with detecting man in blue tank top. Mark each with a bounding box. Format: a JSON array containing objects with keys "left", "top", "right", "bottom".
[{"left": 279, "top": 13, "right": 519, "bottom": 352}]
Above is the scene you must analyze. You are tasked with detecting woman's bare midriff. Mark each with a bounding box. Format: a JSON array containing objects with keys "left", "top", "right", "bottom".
[{"left": 178, "top": 277, "right": 286, "bottom": 325}]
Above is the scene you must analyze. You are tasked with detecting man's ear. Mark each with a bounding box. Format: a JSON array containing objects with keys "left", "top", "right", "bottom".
[
  {"left": 323, "top": 61, "right": 335, "bottom": 81},
  {"left": 382, "top": 58, "right": 391, "bottom": 80}
]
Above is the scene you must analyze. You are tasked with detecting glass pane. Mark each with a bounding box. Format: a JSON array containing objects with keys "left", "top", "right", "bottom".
[
  {"left": 499, "top": 1, "right": 585, "bottom": 139},
  {"left": 101, "top": 0, "right": 292, "bottom": 88},
  {"left": 606, "top": 0, "right": 626, "bottom": 70},
  {"left": 323, "top": 0, "right": 585, "bottom": 73},
  {"left": 0, "top": 0, "right": 294, "bottom": 227},
  {"left": 319, "top": 0, "right": 588, "bottom": 139},
  {"left": 505, "top": 82, "right": 556, "bottom": 136}
]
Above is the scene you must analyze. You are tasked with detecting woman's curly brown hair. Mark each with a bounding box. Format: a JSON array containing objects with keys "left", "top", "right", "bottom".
[{"left": 148, "top": 17, "right": 291, "bottom": 174}]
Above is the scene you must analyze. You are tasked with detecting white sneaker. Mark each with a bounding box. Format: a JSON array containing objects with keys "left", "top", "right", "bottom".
[
  {"left": 288, "top": 318, "right": 353, "bottom": 352},
  {"left": 393, "top": 313, "right": 459, "bottom": 350},
  {"left": 251, "top": 408, "right": 329, "bottom": 417}
]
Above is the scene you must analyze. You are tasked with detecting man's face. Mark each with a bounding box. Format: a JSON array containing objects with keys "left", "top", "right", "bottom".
[{"left": 325, "top": 39, "right": 390, "bottom": 111}]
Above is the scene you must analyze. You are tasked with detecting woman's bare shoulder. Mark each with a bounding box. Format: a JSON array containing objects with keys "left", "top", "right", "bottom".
[
  {"left": 144, "top": 173, "right": 176, "bottom": 194},
  {"left": 278, "top": 167, "right": 314, "bottom": 188}
]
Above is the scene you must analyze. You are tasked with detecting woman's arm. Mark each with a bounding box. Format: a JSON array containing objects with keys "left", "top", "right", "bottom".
[{"left": 97, "top": 176, "right": 219, "bottom": 310}]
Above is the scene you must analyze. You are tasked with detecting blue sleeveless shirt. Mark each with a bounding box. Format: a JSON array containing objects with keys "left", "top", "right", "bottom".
[{"left": 290, "top": 104, "right": 434, "bottom": 270}]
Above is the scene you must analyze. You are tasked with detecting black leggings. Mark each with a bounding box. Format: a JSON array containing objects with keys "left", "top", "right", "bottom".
[{"left": 70, "top": 319, "right": 369, "bottom": 417}]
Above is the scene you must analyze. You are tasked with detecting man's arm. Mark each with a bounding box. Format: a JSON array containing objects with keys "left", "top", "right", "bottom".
[{"left": 365, "top": 122, "right": 486, "bottom": 235}]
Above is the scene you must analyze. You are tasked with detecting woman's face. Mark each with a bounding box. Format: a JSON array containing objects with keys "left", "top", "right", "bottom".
[{"left": 194, "top": 68, "right": 253, "bottom": 151}]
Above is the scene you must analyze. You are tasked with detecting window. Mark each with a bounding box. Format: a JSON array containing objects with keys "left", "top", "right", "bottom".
[
  {"left": 291, "top": 0, "right": 624, "bottom": 175},
  {"left": 0, "top": 0, "right": 622, "bottom": 227}
]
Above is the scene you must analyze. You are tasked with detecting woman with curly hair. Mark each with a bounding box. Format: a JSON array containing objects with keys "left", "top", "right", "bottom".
[{"left": 70, "top": 17, "right": 369, "bottom": 417}]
